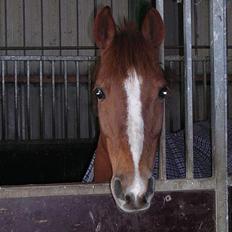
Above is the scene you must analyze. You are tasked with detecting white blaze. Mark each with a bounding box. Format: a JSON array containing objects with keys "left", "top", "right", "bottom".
[{"left": 124, "top": 70, "right": 145, "bottom": 197}]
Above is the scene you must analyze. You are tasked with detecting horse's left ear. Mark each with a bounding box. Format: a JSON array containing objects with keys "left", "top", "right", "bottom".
[
  {"left": 141, "top": 8, "right": 165, "bottom": 47},
  {"left": 93, "top": 6, "right": 116, "bottom": 49}
]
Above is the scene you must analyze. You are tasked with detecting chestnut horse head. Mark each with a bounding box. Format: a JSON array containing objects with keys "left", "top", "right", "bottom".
[{"left": 93, "top": 6, "right": 166, "bottom": 213}]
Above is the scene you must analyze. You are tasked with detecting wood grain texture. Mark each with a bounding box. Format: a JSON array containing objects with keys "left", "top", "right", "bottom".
[{"left": 0, "top": 190, "right": 215, "bottom": 232}]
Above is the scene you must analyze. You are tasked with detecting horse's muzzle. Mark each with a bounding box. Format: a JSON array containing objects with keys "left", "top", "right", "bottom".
[{"left": 110, "top": 176, "right": 155, "bottom": 213}]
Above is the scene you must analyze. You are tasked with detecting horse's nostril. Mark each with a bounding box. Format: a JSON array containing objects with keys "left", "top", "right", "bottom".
[
  {"left": 111, "top": 177, "right": 154, "bottom": 212},
  {"left": 125, "top": 193, "right": 148, "bottom": 209},
  {"left": 141, "top": 194, "right": 148, "bottom": 204},
  {"left": 125, "top": 193, "right": 135, "bottom": 204},
  {"left": 113, "top": 178, "right": 125, "bottom": 200},
  {"left": 145, "top": 177, "right": 155, "bottom": 201},
  {"left": 125, "top": 194, "right": 131, "bottom": 204}
]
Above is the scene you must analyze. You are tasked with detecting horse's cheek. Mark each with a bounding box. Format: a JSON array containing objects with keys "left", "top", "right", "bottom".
[{"left": 98, "top": 104, "right": 113, "bottom": 135}]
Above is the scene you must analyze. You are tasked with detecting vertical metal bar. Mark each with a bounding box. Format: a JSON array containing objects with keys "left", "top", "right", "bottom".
[
  {"left": 26, "top": 60, "right": 31, "bottom": 140},
  {"left": 4, "top": 0, "right": 7, "bottom": 55},
  {"left": 76, "top": 61, "right": 80, "bottom": 139},
  {"left": 192, "top": 61, "right": 197, "bottom": 120},
  {"left": 52, "top": 60, "right": 56, "bottom": 139},
  {"left": 64, "top": 60, "right": 68, "bottom": 139},
  {"left": 58, "top": 0, "right": 62, "bottom": 56},
  {"left": 183, "top": 0, "right": 193, "bottom": 179},
  {"left": 180, "top": 59, "right": 185, "bottom": 129},
  {"left": 22, "top": 0, "right": 27, "bottom": 81},
  {"left": 22, "top": 0, "right": 26, "bottom": 56},
  {"left": 94, "top": 0, "right": 97, "bottom": 57},
  {"left": 40, "top": 0, "right": 44, "bottom": 56},
  {"left": 168, "top": 60, "right": 174, "bottom": 131},
  {"left": 1, "top": 61, "right": 6, "bottom": 140},
  {"left": 210, "top": 0, "right": 228, "bottom": 231},
  {"left": 87, "top": 62, "right": 92, "bottom": 138},
  {"left": 76, "top": 0, "right": 79, "bottom": 56},
  {"left": 4, "top": 0, "right": 8, "bottom": 75},
  {"left": 39, "top": 60, "right": 43, "bottom": 139},
  {"left": 203, "top": 60, "right": 207, "bottom": 120},
  {"left": 156, "top": 0, "right": 166, "bottom": 180},
  {"left": 58, "top": 0, "right": 62, "bottom": 75},
  {"left": 156, "top": 0, "right": 164, "bottom": 69},
  {"left": 14, "top": 61, "right": 18, "bottom": 140}
]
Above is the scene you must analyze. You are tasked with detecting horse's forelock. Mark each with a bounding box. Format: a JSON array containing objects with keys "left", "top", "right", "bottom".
[{"left": 100, "top": 28, "right": 157, "bottom": 81}]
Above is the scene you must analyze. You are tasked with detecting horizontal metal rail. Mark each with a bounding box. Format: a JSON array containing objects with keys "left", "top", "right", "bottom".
[
  {"left": 156, "top": 178, "right": 215, "bottom": 192},
  {"left": 0, "top": 179, "right": 218, "bottom": 199},
  {"left": 165, "top": 55, "right": 232, "bottom": 62},
  {"left": 1, "top": 54, "right": 232, "bottom": 63},
  {"left": 1, "top": 45, "right": 232, "bottom": 51},
  {"left": 0, "top": 183, "right": 111, "bottom": 199},
  {"left": 0, "top": 55, "right": 96, "bottom": 61},
  {"left": 0, "top": 176, "right": 223, "bottom": 199},
  {"left": 0, "top": 46, "right": 97, "bottom": 51}
]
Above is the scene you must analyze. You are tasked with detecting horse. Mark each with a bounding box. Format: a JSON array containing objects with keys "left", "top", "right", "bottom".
[{"left": 93, "top": 6, "right": 167, "bottom": 213}]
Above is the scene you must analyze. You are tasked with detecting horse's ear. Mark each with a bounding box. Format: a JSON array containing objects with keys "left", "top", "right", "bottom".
[
  {"left": 94, "top": 6, "right": 116, "bottom": 49},
  {"left": 141, "top": 8, "right": 165, "bottom": 47}
]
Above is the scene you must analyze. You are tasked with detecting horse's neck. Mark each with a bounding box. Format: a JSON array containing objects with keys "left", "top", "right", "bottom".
[{"left": 94, "top": 133, "right": 112, "bottom": 183}]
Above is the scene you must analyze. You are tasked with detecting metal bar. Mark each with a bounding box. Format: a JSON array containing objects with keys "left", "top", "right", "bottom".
[
  {"left": 76, "top": 0, "right": 79, "bottom": 56},
  {"left": 1, "top": 61, "right": 6, "bottom": 140},
  {"left": 156, "top": 0, "right": 164, "bottom": 68},
  {"left": 40, "top": 0, "right": 44, "bottom": 56},
  {"left": 22, "top": 0, "right": 27, "bottom": 78},
  {"left": 1, "top": 45, "right": 232, "bottom": 51},
  {"left": 0, "top": 46, "right": 97, "bottom": 51},
  {"left": 193, "top": 0, "right": 198, "bottom": 57},
  {"left": 22, "top": 0, "right": 26, "bottom": 57},
  {"left": 210, "top": 0, "right": 228, "bottom": 231},
  {"left": 2, "top": 54, "right": 230, "bottom": 62},
  {"left": 0, "top": 183, "right": 111, "bottom": 199},
  {"left": 167, "top": 60, "right": 174, "bottom": 131},
  {"left": 192, "top": 61, "right": 197, "bottom": 121},
  {"left": 155, "top": 178, "right": 215, "bottom": 192},
  {"left": 39, "top": 61, "right": 43, "bottom": 139},
  {"left": 58, "top": 0, "right": 62, "bottom": 75},
  {"left": 64, "top": 61, "right": 68, "bottom": 139},
  {"left": 4, "top": 0, "right": 8, "bottom": 75},
  {"left": 76, "top": 61, "right": 80, "bottom": 138},
  {"left": 156, "top": 0, "right": 166, "bottom": 181},
  {"left": 14, "top": 61, "right": 18, "bottom": 140},
  {"left": 4, "top": 0, "right": 7, "bottom": 55},
  {"left": 183, "top": 0, "right": 193, "bottom": 179},
  {"left": 87, "top": 62, "right": 92, "bottom": 138},
  {"left": 51, "top": 61, "right": 56, "bottom": 139},
  {"left": 94, "top": 0, "right": 97, "bottom": 57},
  {"left": 180, "top": 60, "right": 185, "bottom": 129},
  {"left": 58, "top": 0, "right": 62, "bottom": 56},
  {"left": 26, "top": 61, "right": 31, "bottom": 140},
  {"left": 203, "top": 60, "right": 208, "bottom": 120},
  {"left": 159, "top": 107, "right": 166, "bottom": 180},
  {"left": 0, "top": 56, "right": 96, "bottom": 62},
  {"left": 8, "top": 55, "right": 225, "bottom": 63},
  {"left": 0, "top": 179, "right": 218, "bottom": 199}
]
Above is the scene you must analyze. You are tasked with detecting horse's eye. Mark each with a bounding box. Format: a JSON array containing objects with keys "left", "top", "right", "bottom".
[
  {"left": 94, "top": 88, "right": 105, "bottom": 100},
  {"left": 159, "top": 87, "right": 168, "bottom": 99}
]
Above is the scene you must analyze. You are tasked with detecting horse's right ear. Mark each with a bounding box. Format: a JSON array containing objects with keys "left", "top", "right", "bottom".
[{"left": 94, "top": 6, "right": 116, "bottom": 49}]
